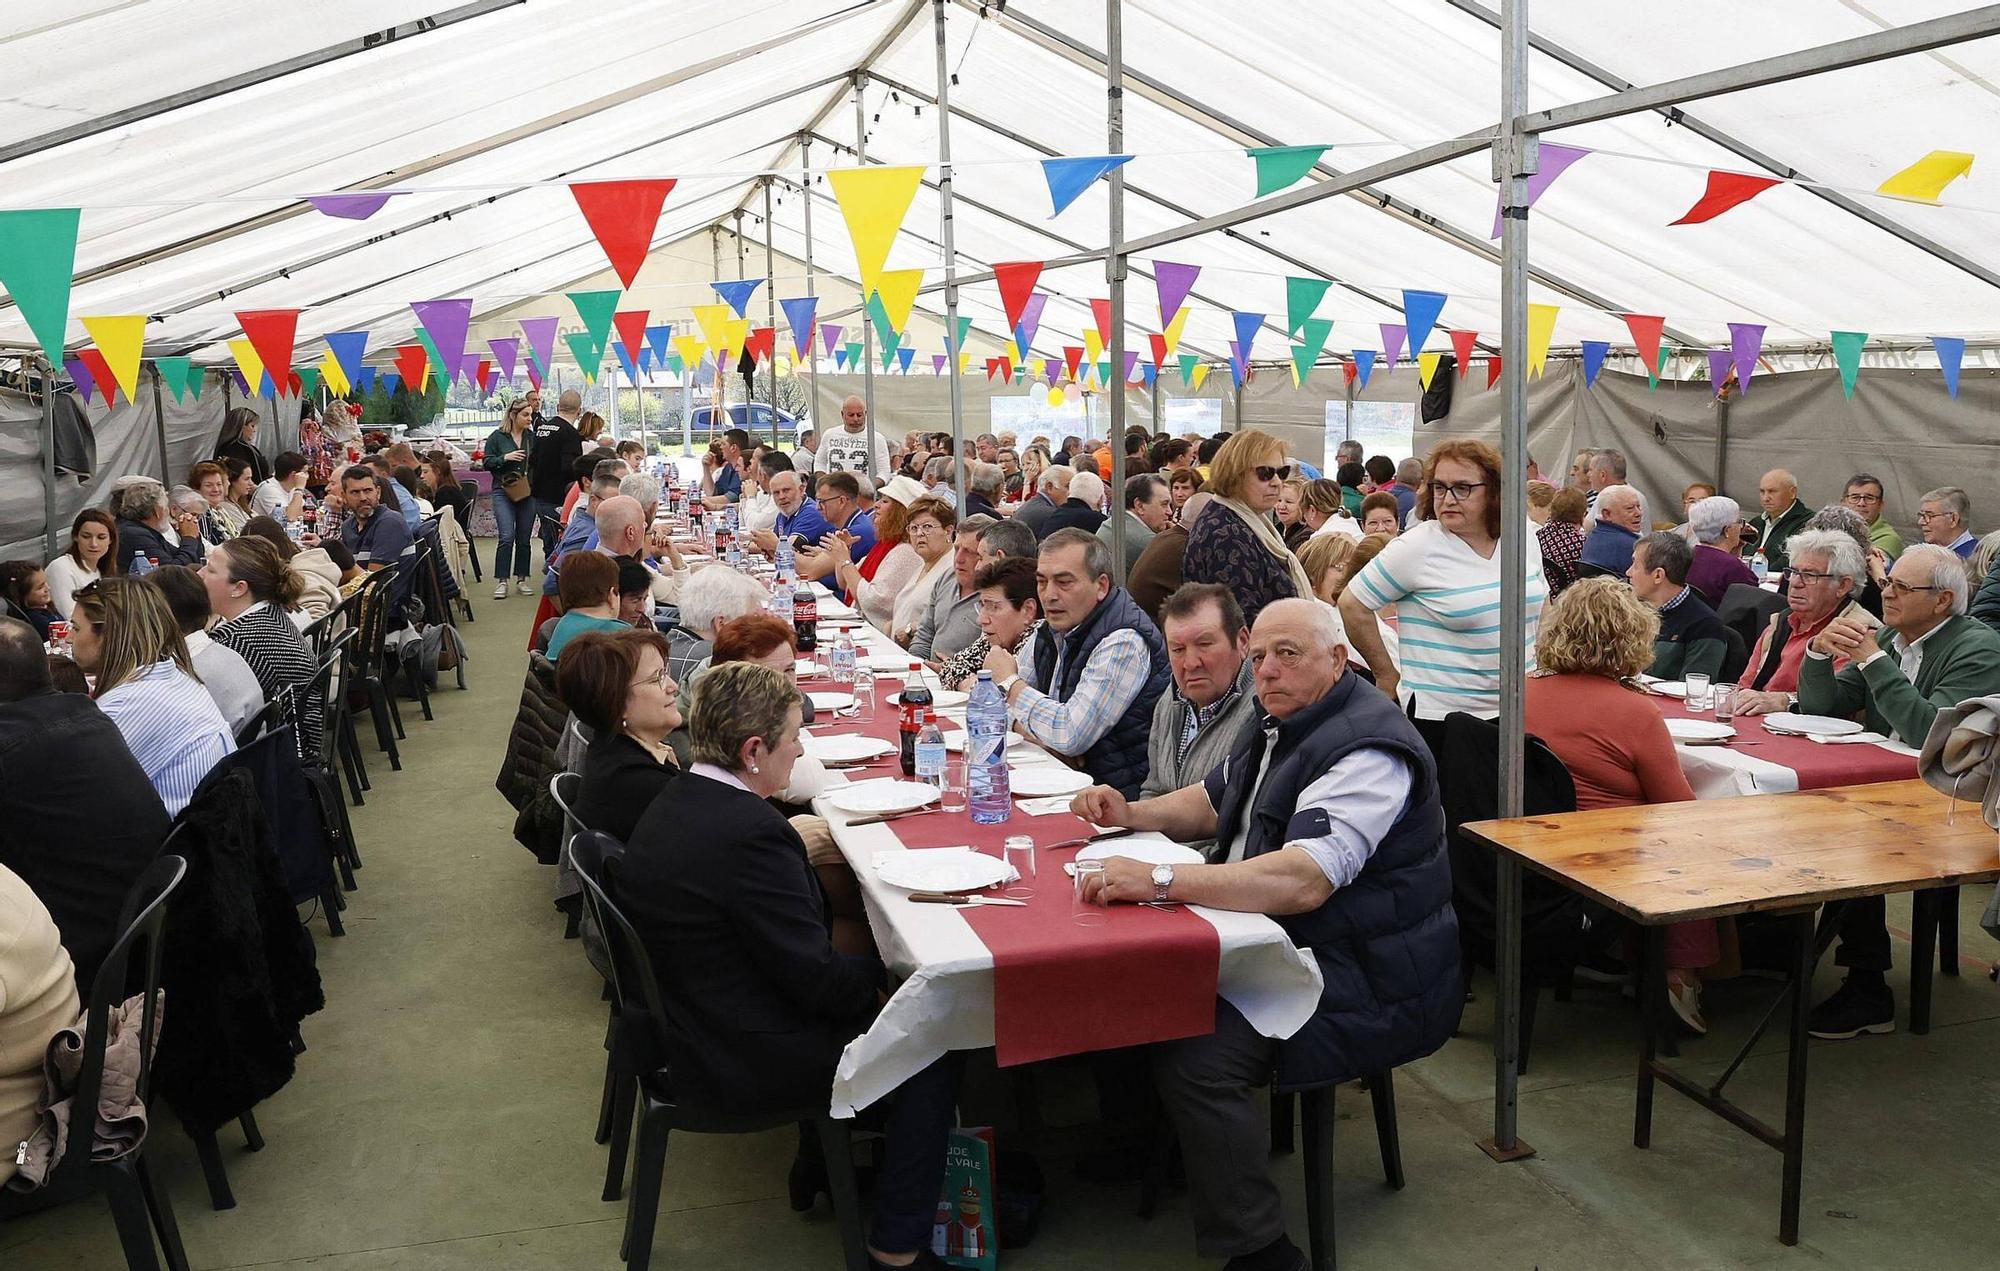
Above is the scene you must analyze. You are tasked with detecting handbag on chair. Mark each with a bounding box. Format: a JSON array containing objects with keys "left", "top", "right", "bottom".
[{"left": 1917, "top": 694, "right": 2000, "bottom": 939}]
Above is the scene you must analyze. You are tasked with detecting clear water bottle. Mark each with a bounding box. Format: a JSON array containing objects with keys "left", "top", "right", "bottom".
[
  {"left": 775, "top": 535, "right": 796, "bottom": 580},
  {"left": 1750, "top": 549, "right": 1769, "bottom": 583},
  {"left": 770, "top": 579, "right": 794, "bottom": 629},
  {"left": 128, "top": 552, "right": 155, "bottom": 579},
  {"left": 831, "top": 625, "right": 857, "bottom": 684},
  {"left": 967, "top": 670, "right": 1012, "bottom": 825},
  {"left": 915, "top": 711, "right": 946, "bottom": 790}
]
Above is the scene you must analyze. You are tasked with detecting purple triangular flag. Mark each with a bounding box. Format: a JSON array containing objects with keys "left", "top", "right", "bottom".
[
  {"left": 231, "top": 369, "right": 251, "bottom": 396},
  {"left": 1379, "top": 323, "right": 1407, "bottom": 368},
  {"left": 1121, "top": 350, "right": 1140, "bottom": 383},
  {"left": 308, "top": 192, "right": 396, "bottom": 221},
  {"left": 1728, "top": 322, "right": 1766, "bottom": 394},
  {"left": 64, "top": 357, "right": 97, "bottom": 404},
  {"left": 518, "top": 317, "right": 560, "bottom": 374},
  {"left": 1706, "top": 348, "right": 1732, "bottom": 395},
  {"left": 1490, "top": 142, "right": 1593, "bottom": 238},
  {"left": 486, "top": 337, "right": 520, "bottom": 384},
  {"left": 1017, "top": 292, "right": 1049, "bottom": 353},
  {"left": 411, "top": 299, "right": 473, "bottom": 378},
  {"left": 821, "top": 324, "right": 843, "bottom": 356},
  {"left": 1044, "top": 359, "right": 1061, "bottom": 387},
  {"left": 1154, "top": 261, "right": 1201, "bottom": 325},
  {"left": 933, "top": 353, "right": 948, "bottom": 375}
]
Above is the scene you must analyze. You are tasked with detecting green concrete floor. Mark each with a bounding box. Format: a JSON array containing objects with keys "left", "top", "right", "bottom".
[{"left": 7, "top": 552, "right": 2000, "bottom": 1270}]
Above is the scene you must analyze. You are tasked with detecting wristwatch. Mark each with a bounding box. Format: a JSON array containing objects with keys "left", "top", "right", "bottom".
[
  {"left": 998, "top": 674, "right": 1021, "bottom": 696},
  {"left": 1151, "top": 863, "right": 1175, "bottom": 902}
]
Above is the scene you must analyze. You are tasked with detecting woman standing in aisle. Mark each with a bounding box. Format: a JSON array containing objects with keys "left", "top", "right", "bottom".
[
  {"left": 483, "top": 400, "right": 537, "bottom": 599},
  {"left": 213, "top": 407, "right": 271, "bottom": 484},
  {"left": 1181, "top": 429, "right": 1314, "bottom": 631}
]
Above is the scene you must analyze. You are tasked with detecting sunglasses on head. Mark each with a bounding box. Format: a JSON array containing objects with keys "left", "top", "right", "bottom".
[{"left": 1253, "top": 464, "right": 1294, "bottom": 483}]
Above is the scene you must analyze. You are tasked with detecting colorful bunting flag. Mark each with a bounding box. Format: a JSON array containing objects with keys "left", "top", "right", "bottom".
[
  {"left": 306, "top": 192, "right": 396, "bottom": 221},
  {"left": 518, "top": 318, "right": 560, "bottom": 375},
  {"left": 324, "top": 331, "right": 369, "bottom": 386},
  {"left": 380, "top": 371, "right": 401, "bottom": 396},
  {"left": 1670, "top": 171, "right": 1783, "bottom": 226},
  {"left": 1178, "top": 353, "right": 1199, "bottom": 386},
  {"left": 1226, "top": 343, "right": 1247, "bottom": 390},
  {"left": 1041, "top": 155, "right": 1134, "bottom": 216},
  {"left": 568, "top": 290, "right": 620, "bottom": 357},
  {"left": 570, "top": 179, "right": 677, "bottom": 287},
  {"left": 1247, "top": 144, "right": 1329, "bottom": 197},
  {"left": 354, "top": 367, "right": 376, "bottom": 394},
  {"left": 1161, "top": 308, "right": 1190, "bottom": 359},
  {"left": 1728, "top": 322, "right": 1766, "bottom": 393},
  {"left": 1449, "top": 329, "right": 1479, "bottom": 376},
  {"left": 1378, "top": 323, "right": 1406, "bottom": 369},
  {"left": 1296, "top": 317, "right": 1334, "bottom": 369},
  {"left": 1353, "top": 349, "right": 1377, "bottom": 389},
  {"left": 1416, "top": 352, "right": 1443, "bottom": 389},
  {"left": 993, "top": 261, "right": 1044, "bottom": 333},
  {"left": 827, "top": 166, "right": 925, "bottom": 289},
  {"left": 1877, "top": 151, "right": 1974, "bottom": 203},
  {"left": 873, "top": 268, "right": 925, "bottom": 337},
  {"left": 1831, "top": 331, "right": 1867, "bottom": 399},
  {"left": 1490, "top": 143, "right": 1592, "bottom": 238},
  {"left": 1581, "top": 341, "right": 1610, "bottom": 386},
  {"left": 79, "top": 315, "right": 145, "bottom": 402},
  {"left": 81, "top": 349, "right": 119, "bottom": 405},
  {"left": 487, "top": 336, "right": 520, "bottom": 383},
  {"left": 1622, "top": 314, "right": 1666, "bottom": 386},
  {"left": 745, "top": 327, "right": 777, "bottom": 365},
  {"left": 950, "top": 315, "right": 971, "bottom": 361},
  {"left": 235, "top": 310, "right": 300, "bottom": 395},
  {"left": 1013, "top": 292, "right": 1049, "bottom": 361},
  {"left": 1232, "top": 312, "right": 1265, "bottom": 364},
  {"left": 227, "top": 338, "right": 265, "bottom": 394},
  {"left": 413, "top": 328, "right": 446, "bottom": 387},
  {"left": 673, "top": 335, "right": 707, "bottom": 371},
  {"left": 299, "top": 367, "right": 322, "bottom": 399},
  {"left": 712, "top": 279, "right": 762, "bottom": 318},
  {"left": 1526, "top": 304, "right": 1559, "bottom": 377},
  {"left": 1706, "top": 348, "right": 1732, "bottom": 396},
  {"left": 1153, "top": 261, "right": 1201, "bottom": 326},
  {"left": 1064, "top": 347, "right": 1085, "bottom": 382},
  {"left": 563, "top": 333, "right": 601, "bottom": 382},
  {"left": 897, "top": 346, "right": 915, "bottom": 373},
  {"left": 394, "top": 344, "right": 429, "bottom": 392},
  {"left": 1934, "top": 336, "right": 1966, "bottom": 398},
  {"left": 613, "top": 341, "right": 641, "bottom": 385},
  {"left": 821, "top": 324, "right": 843, "bottom": 357},
  {"left": 153, "top": 356, "right": 197, "bottom": 403},
  {"left": 779, "top": 297, "right": 818, "bottom": 358},
  {"left": 690, "top": 303, "right": 736, "bottom": 357},
  {"left": 1487, "top": 358, "right": 1503, "bottom": 390},
  {"left": 473, "top": 360, "right": 492, "bottom": 394},
  {"left": 1148, "top": 332, "right": 1170, "bottom": 369},
  {"left": 1402, "top": 289, "right": 1448, "bottom": 356},
  {"left": 410, "top": 298, "right": 473, "bottom": 379},
  {"left": 933, "top": 354, "right": 948, "bottom": 374},
  {"left": 1189, "top": 362, "right": 1211, "bottom": 391},
  {"left": 64, "top": 357, "right": 97, "bottom": 405},
  {"left": 0, "top": 209, "right": 81, "bottom": 362},
  {"left": 613, "top": 310, "right": 650, "bottom": 367},
  {"left": 1285, "top": 277, "right": 1330, "bottom": 338}
]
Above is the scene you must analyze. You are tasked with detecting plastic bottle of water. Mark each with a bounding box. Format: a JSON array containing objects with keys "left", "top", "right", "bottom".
[
  {"left": 775, "top": 535, "right": 796, "bottom": 580},
  {"left": 967, "top": 670, "right": 1012, "bottom": 825},
  {"left": 128, "top": 552, "right": 155, "bottom": 579},
  {"left": 831, "top": 625, "right": 857, "bottom": 684},
  {"left": 1750, "top": 549, "right": 1769, "bottom": 583},
  {"left": 770, "top": 579, "right": 794, "bottom": 629},
  {"left": 915, "top": 711, "right": 946, "bottom": 791}
]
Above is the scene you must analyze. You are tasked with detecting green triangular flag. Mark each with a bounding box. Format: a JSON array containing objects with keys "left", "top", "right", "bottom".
[
  {"left": 153, "top": 357, "right": 195, "bottom": 403},
  {"left": 665, "top": 352, "right": 685, "bottom": 377},
  {"left": 564, "top": 331, "right": 603, "bottom": 376},
  {"left": 415, "top": 328, "right": 446, "bottom": 378},
  {"left": 843, "top": 340, "right": 863, "bottom": 368},
  {"left": 1285, "top": 277, "right": 1332, "bottom": 338},
  {"left": 567, "top": 289, "right": 621, "bottom": 355},
  {"left": 880, "top": 333, "right": 901, "bottom": 371},
  {"left": 951, "top": 315, "right": 972, "bottom": 357},
  {"left": 0, "top": 208, "right": 81, "bottom": 363},
  {"left": 867, "top": 292, "right": 898, "bottom": 352},
  {"left": 1647, "top": 344, "right": 1672, "bottom": 388},
  {"left": 186, "top": 364, "right": 204, "bottom": 399},
  {"left": 1097, "top": 358, "right": 1115, "bottom": 384},
  {"left": 1248, "top": 146, "right": 1329, "bottom": 198},
  {"left": 1290, "top": 344, "right": 1316, "bottom": 384},
  {"left": 299, "top": 367, "right": 321, "bottom": 399},
  {"left": 1178, "top": 352, "right": 1200, "bottom": 386},
  {"left": 1296, "top": 317, "right": 1334, "bottom": 366},
  {"left": 1831, "top": 331, "right": 1867, "bottom": 399}
]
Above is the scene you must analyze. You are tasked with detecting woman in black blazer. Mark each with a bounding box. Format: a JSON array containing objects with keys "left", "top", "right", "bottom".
[
  {"left": 554, "top": 627, "right": 684, "bottom": 842},
  {"left": 616, "top": 662, "right": 958, "bottom": 1271},
  {"left": 214, "top": 406, "right": 272, "bottom": 484}
]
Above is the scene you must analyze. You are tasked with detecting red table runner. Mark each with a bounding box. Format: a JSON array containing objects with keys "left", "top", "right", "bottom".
[
  {"left": 809, "top": 665, "right": 1221, "bottom": 1066},
  {"left": 1653, "top": 697, "right": 1917, "bottom": 790}
]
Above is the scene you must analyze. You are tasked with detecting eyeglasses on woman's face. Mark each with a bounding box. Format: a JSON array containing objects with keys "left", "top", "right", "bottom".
[
  {"left": 629, "top": 666, "right": 675, "bottom": 692},
  {"left": 1427, "top": 481, "right": 1486, "bottom": 503}
]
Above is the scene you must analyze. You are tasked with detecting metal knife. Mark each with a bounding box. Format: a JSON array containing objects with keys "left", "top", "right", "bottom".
[{"left": 909, "top": 892, "right": 1028, "bottom": 907}]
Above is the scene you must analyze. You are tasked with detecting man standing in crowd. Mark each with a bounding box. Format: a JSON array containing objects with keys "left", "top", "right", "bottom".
[
  {"left": 1384, "top": 458, "right": 1422, "bottom": 523},
  {"left": 1628, "top": 531, "right": 1730, "bottom": 680},
  {"left": 1070, "top": 597, "right": 1459, "bottom": 1271},
  {"left": 1580, "top": 448, "right": 1626, "bottom": 528},
  {"left": 1097, "top": 473, "right": 1172, "bottom": 576},
  {"left": 1748, "top": 469, "right": 1812, "bottom": 571},
  {"left": 1843, "top": 473, "right": 1904, "bottom": 558},
  {"left": 1799, "top": 545, "right": 2000, "bottom": 1039},
  {"left": 963, "top": 461, "right": 1004, "bottom": 520},
  {"left": 1334, "top": 439, "right": 1364, "bottom": 470},
  {"left": 1917, "top": 486, "right": 1976, "bottom": 559},
  {"left": 811, "top": 395, "right": 891, "bottom": 481},
  {"left": 529, "top": 389, "right": 585, "bottom": 554},
  {"left": 1142, "top": 584, "right": 1258, "bottom": 853},
  {"left": 1568, "top": 448, "right": 1598, "bottom": 492},
  {"left": 984, "top": 529, "right": 1169, "bottom": 799},
  {"left": 794, "top": 428, "right": 817, "bottom": 465}
]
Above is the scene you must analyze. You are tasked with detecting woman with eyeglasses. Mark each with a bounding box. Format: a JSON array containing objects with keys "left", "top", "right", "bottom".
[
  {"left": 554, "top": 628, "right": 683, "bottom": 844},
  {"left": 1181, "top": 429, "right": 1316, "bottom": 631},
  {"left": 1340, "top": 437, "right": 1547, "bottom": 718}
]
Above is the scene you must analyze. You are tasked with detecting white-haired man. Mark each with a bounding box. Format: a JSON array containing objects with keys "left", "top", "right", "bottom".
[
  {"left": 1579, "top": 484, "right": 1646, "bottom": 577},
  {"left": 1012, "top": 464, "right": 1071, "bottom": 540},
  {"left": 1041, "top": 469, "right": 1108, "bottom": 538},
  {"left": 1070, "top": 597, "right": 1459, "bottom": 1271},
  {"left": 811, "top": 394, "right": 891, "bottom": 481},
  {"left": 1799, "top": 544, "right": 2000, "bottom": 1040},
  {"left": 1917, "top": 485, "right": 1976, "bottom": 559}
]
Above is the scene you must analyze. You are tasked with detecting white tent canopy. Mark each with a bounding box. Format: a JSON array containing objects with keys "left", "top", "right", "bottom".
[{"left": 5, "top": 0, "right": 2000, "bottom": 371}]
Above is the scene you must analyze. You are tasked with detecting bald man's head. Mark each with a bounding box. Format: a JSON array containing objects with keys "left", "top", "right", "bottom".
[
  {"left": 592, "top": 495, "right": 645, "bottom": 551},
  {"left": 841, "top": 395, "right": 867, "bottom": 432},
  {"left": 1758, "top": 469, "right": 1798, "bottom": 516},
  {"left": 557, "top": 389, "right": 583, "bottom": 418}
]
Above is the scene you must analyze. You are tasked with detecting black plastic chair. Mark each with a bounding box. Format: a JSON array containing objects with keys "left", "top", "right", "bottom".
[
  {"left": 294, "top": 629, "right": 361, "bottom": 897},
  {"left": 346, "top": 567, "right": 404, "bottom": 769},
  {"left": 567, "top": 831, "right": 868, "bottom": 1271},
  {"left": 308, "top": 590, "right": 371, "bottom": 804},
  {"left": 550, "top": 771, "right": 586, "bottom": 942},
  {"left": 233, "top": 698, "right": 286, "bottom": 748},
  {"left": 392, "top": 541, "right": 438, "bottom": 723},
  {"left": 0, "top": 855, "right": 191, "bottom": 1271}
]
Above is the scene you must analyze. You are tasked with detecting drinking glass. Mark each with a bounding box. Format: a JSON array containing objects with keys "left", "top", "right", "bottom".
[
  {"left": 1684, "top": 672, "right": 1713, "bottom": 713},
  {"left": 1712, "top": 683, "right": 1737, "bottom": 722},
  {"left": 1002, "top": 835, "right": 1036, "bottom": 899},
  {"left": 852, "top": 667, "right": 876, "bottom": 721},
  {"left": 939, "top": 756, "right": 968, "bottom": 814},
  {"left": 1071, "top": 859, "right": 1109, "bottom": 926}
]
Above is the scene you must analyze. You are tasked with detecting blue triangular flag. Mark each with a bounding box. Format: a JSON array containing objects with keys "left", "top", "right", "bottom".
[
  {"left": 1934, "top": 335, "right": 1966, "bottom": 398},
  {"left": 834, "top": 347, "right": 850, "bottom": 371},
  {"left": 257, "top": 372, "right": 275, "bottom": 398},
  {"left": 614, "top": 341, "right": 641, "bottom": 384},
  {"left": 381, "top": 371, "right": 402, "bottom": 395},
  {"left": 1141, "top": 364, "right": 1157, "bottom": 387},
  {"left": 1353, "top": 350, "right": 1377, "bottom": 389},
  {"left": 1231, "top": 312, "right": 1266, "bottom": 364},
  {"left": 778, "top": 297, "right": 818, "bottom": 358},
  {"left": 1401, "top": 290, "right": 1448, "bottom": 357},
  {"left": 1041, "top": 155, "right": 1135, "bottom": 216},
  {"left": 1581, "top": 340, "right": 1610, "bottom": 386},
  {"left": 324, "top": 331, "right": 369, "bottom": 387},
  {"left": 645, "top": 324, "right": 673, "bottom": 366},
  {"left": 897, "top": 345, "right": 915, "bottom": 373},
  {"left": 354, "top": 366, "right": 377, "bottom": 393},
  {"left": 713, "top": 279, "right": 762, "bottom": 318},
  {"left": 1227, "top": 340, "right": 1248, "bottom": 389}
]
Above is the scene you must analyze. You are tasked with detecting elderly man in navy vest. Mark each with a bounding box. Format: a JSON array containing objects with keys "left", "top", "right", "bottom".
[
  {"left": 1071, "top": 598, "right": 1461, "bottom": 1271},
  {"left": 981, "top": 528, "right": 1170, "bottom": 799}
]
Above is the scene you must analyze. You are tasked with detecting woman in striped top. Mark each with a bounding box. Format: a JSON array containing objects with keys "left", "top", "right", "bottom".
[
  {"left": 1339, "top": 438, "right": 1547, "bottom": 719},
  {"left": 69, "top": 579, "right": 234, "bottom": 815},
  {"left": 201, "top": 537, "right": 321, "bottom": 756}
]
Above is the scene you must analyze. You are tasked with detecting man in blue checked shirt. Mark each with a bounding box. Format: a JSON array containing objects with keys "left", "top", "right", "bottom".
[{"left": 749, "top": 469, "right": 830, "bottom": 556}]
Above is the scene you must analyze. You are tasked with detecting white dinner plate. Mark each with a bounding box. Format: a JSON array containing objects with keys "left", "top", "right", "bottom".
[
  {"left": 1665, "top": 718, "right": 1736, "bottom": 742},
  {"left": 1648, "top": 681, "right": 1689, "bottom": 699},
  {"left": 1763, "top": 712, "right": 1866, "bottom": 737},
  {"left": 890, "top": 689, "right": 969, "bottom": 709},
  {"left": 1008, "top": 766, "right": 1092, "bottom": 797},
  {"left": 822, "top": 779, "right": 940, "bottom": 815},
  {"left": 863, "top": 652, "right": 914, "bottom": 672},
  {"left": 807, "top": 691, "right": 855, "bottom": 713},
  {"left": 1076, "top": 839, "right": 1205, "bottom": 868},
  {"left": 802, "top": 733, "right": 896, "bottom": 763},
  {"left": 875, "top": 850, "right": 1012, "bottom": 893}
]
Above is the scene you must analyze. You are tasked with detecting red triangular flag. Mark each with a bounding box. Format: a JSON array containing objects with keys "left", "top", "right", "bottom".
[
  {"left": 1148, "top": 333, "right": 1169, "bottom": 368},
  {"left": 287, "top": 372, "right": 302, "bottom": 395},
  {"left": 78, "top": 348, "right": 118, "bottom": 406},
  {"left": 613, "top": 309, "right": 649, "bottom": 364},
  {"left": 993, "top": 261, "right": 1044, "bottom": 332},
  {"left": 1622, "top": 314, "right": 1665, "bottom": 376},
  {"left": 395, "top": 343, "right": 430, "bottom": 390},
  {"left": 1487, "top": 357, "right": 1503, "bottom": 389},
  {"left": 745, "top": 326, "right": 777, "bottom": 363},
  {"left": 1449, "top": 329, "right": 1479, "bottom": 377},
  {"left": 571, "top": 179, "right": 678, "bottom": 288},
  {"left": 235, "top": 309, "right": 300, "bottom": 393},
  {"left": 1090, "top": 299, "right": 1114, "bottom": 344},
  {"left": 1669, "top": 171, "right": 1782, "bottom": 226},
  {"left": 476, "top": 359, "right": 493, "bottom": 393},
  {"left": 985, "top": 357, "right": 1005, "bottom": 382},
  {"left": 1342, "top": 362, "right": 1357, "bottom": 386},
  {"left": 1063, "top": 346, "right": 1085, "bottom": 382}
]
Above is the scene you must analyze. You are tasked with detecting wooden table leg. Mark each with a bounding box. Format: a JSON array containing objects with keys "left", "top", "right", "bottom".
[
  {"left": 1635, "top": 926, "right": 1665, "bottom": 1150},
  {"left": 1779, "top": 909, "right": 1813, "bottom": 1246}
]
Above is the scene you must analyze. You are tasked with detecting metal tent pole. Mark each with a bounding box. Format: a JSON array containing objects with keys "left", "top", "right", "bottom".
[
  {"left": 854, "top": 73, "right": 878, "bottom": 472},
  {"left": 802, "top": 136, "right": 822, "bottom": 446},
  {"left": 763, "top": 177, "right": 779, "bottom": 431},
  {"left": 150, "top": 362, "right": 171, "bottom": 482},
  {"left": 934, "top": 0, "right": 967, "bottom": 510},
  {"left": 710, "top": 227, "right": 724, "bottom": 447},
  {"left": 1485, "top": 0, "right": 1534, "bottom": 1165},
  {"left": 38, "top": 357, "right": 58, "bottom": 559},
  {"left": 1105, "top": 0, "right": 1128, "bottom": 582}
]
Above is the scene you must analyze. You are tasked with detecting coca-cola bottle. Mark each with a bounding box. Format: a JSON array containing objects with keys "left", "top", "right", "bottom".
[
  {"left": 898, "top": 662, "right": 933, "bottom": 777},
  {"left": 793, "top": 581, "right": 818, "bottom": 652}
]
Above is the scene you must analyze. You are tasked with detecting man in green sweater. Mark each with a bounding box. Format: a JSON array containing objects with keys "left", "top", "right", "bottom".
[
  {"left": 1842, "top": 473, "right": 1904, "bottom": 559},
  {"left": 1797, "top": 544, "right": 2000, "bottom": 1040},
  {"left": 1628, "top": 532, "right": 1730, "bottom": 680},
  {"left": 1748, "top": 469, "right": 1814, "bottom": 572}
]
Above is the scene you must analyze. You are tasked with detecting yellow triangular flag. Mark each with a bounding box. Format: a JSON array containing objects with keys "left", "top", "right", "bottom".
[
  {"left": 1189, "top": 362, "right": 1211, "bottom": 391},
  {"left": 318, "top": 351, "right": 348, "bottom": 397},
  {"left": 80, "top": 315, "right": 146, "bottom": 401},
  {"left": 1084, "top": 328, "right": 1105, "bottom": 364},
  {"left": 1288, "top": 358, "right": 1302, "bottom": 389},
  {"left": 725, "top": 318, "right": 752, "bottom": 352},
  {"left": 1417, "top": 351, "right": 1443, "bottom": 389},
  {"left": 827, "top": 166, "right": 926, "bottom": 291},
  {"left": 1526, "top": 304, "right": 1559, "bottom": 377},
  {"left": 673, "top": 335, "right": 707, "bottom": 369},
  {"left": 1876, "top": 150, "right": 1974, "bottom": 203},
  {"left": 872, "top": 268, "right": 925, "bottom": 336},
  {"left": 692, "top": 304, "right": 734, "bottom": 354},
  {"left": 228, "top": 338, "right": 265, "bottom": 390},
  {"left": 1161, "top": 307, "right": 1190, "bottom": 358}
]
